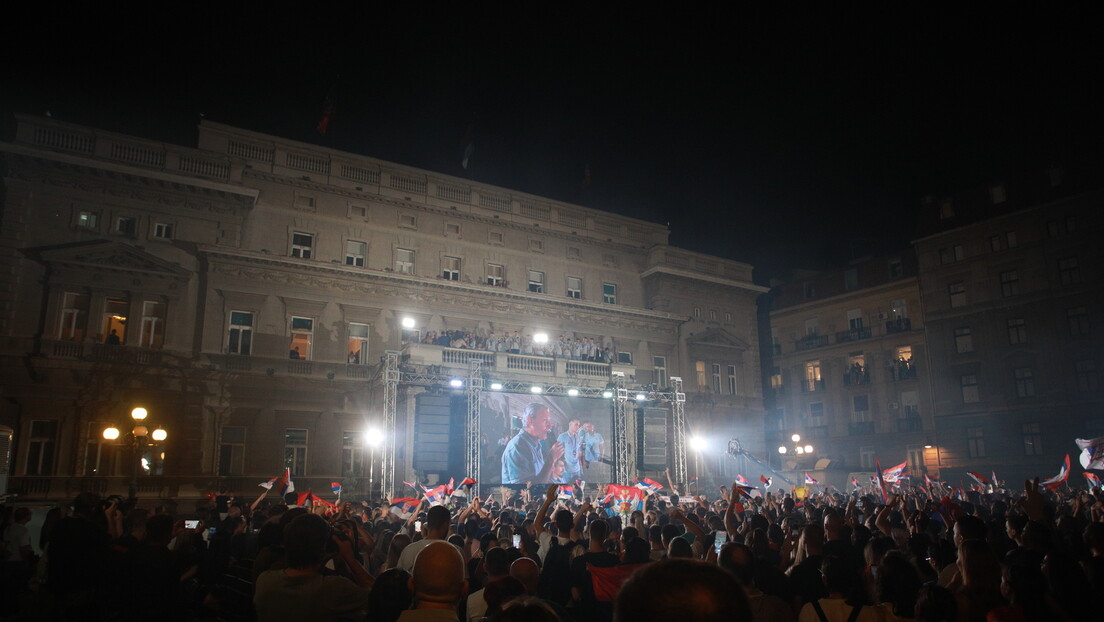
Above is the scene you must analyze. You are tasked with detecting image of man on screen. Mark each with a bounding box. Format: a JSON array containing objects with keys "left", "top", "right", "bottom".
[
  {"left": 557, "top": 418, "right": 584, "bottom": 482},
  {"left": 501, "top": 403, "right": 565, "bottom": 484},
  {"left": 580, "top": 421, "right": 605, "bottom": 467}
]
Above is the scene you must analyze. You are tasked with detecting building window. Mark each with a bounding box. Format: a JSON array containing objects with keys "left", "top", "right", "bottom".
[
  {"left": 999, "top": 270, "right": 1020, "bottom": 297},
  {"left": 59, "top": 292, "right": 89, "bottom": 341},
  {"left": 711, "top": 364, "right": 721, "bottom": 393},
  {"left": 805, "top": 318, "right": 819, "bottom": 336},
  {"left": 1007, "top": 318, "right": 1027, "bottom": 345},
  {"left": 294, "top": 195, "right": 316, "bottom": 211},
  {"left": 1014, "top": 367, "right": 1035, "bottom": 398},
  {"left": 888, "top": 258, "right": 904, "bottom": 279},
  {"left": 709, "top": 309, "right": 717, "bottom": 321},
  {"left": 218, "top": 426, "right": 246, "bottom": 476},
  {"left": 345, "top": 240, "right": 366, "bottom": 267},
  {"left": 77, "top": 210, "right": 99, "bottom": 230},
  {"left": 102, "top": 297, "right": 128, "bottom": 344},
  {"left": 528, "top": 239, "right": 544, "bottom": 252},
  {"left": 527, "top": 270, "right": 544, "bottom": 293},
  {"left": 954, "top": 327, "right": 973, "bottom": 353},
  {"left": 347, "top": 323, "right": 369, "bottom": 365},
  {"left": 725, "top": 312, "right": 732, "bottom": 323},
  {"left": 399, "top": 213, "right": 417, "bottom": 229},
  {"left": 342, "top": 431, "right": 364, "bottom": 476},
  {"left": 901, "top": 390, "right": 919, "bottom": 418},
  {"left": 394, "top": 248, "right": 415, "bottom": 274},
  {"left": 567, "top": 247, "right": 581, "bottom": 260},
  {"left": 153, "top": 222, "right": 174, "bottom": 239},
  {"left": 617, "top": 351, "right": 633, "bottom": 365},
  {"left": 442, "top": 256, "right": 461, "bottom": 281},
  {"left": 566, "top": 276, "right": 582, "bottom": 299},
  {"left": 852, "top": 395, "right": 870, "bottom": 422},
  {"left": 804, "top": 361, "right": 822, "bottom": 392},
  {"left": 1059, "top": 257, "right": 1081, "bottom": 285},
  {"left": 1068, "top": 307, "right": 1090, "bottom": 336},
  {"left": 967, "top": 427, "right": 985, "bottom": 458},
  {"left": 693, "top": 307, "right": 702, "bottom": 319},
  {"left": 653, "top": 356, "right": 667, "bottom": 388},
  {"left": 961, "top": 374, "right": 980, "bottom": 403},
  {"left": 85, "top": 430, "right": 115, "bottom": 476},
  {"left": 990, "top": 235, "right": 1002, "bottom": 252},
  {"left": 486, "top": 263, "right": 504, "bottom": 287},
  {"left": 489, "top": 231, "right": 504, "bottom": 245},
  {"left": 809, "top": 402, "right": 825, "bottom": 419},
  {"left": 26, "top": 420, "right": 58, "bottom": 475},
  {"left": 284, "top": 429, "right": 308, "bottom": 477},
  {"left": 115, "top": 216, "right": 136, "bottom": 236},
  {"left": 949, "top": 282, "right": 966, "bottom": 308},
  {"left": 940, "top": 245, "right": 964, "bottom": 264},
  {"left": 228, "top": 311, "right": 253, "bottom": 355},
  {"left": 289, "top": 317, "right": 313, "bottom": 359},
  {"left": 139, "top": 301, "right": 166, "bottom": 349},
  {"left": 445, "top": 222, "right": 461, "bottom": 237},
  {"left": 1076, "top": 359, "right": 1097, "bottom": 392},
  {"left": 1022, "top": 423, "right": 1042, "bottom": 456},
  {"left": 695, "top": 361, "right": 707, "bottom": 389},
  {"left": 727, "top": 365, "right": 737, "bottom": 395},
  {"left": 860, "top": 446, "right": 875, "bottom": 470},
  {"left": 291, "top": 232, "right": 314, "bottom": 259},
  {"left": 603, "top": 283, "right": 617, "bottom": 304},
  {"left": 847, "top": 309, "right": 864, "bottom": 331},
  {"left": 349, "top": 203, "right": 368, "bottom": 219}
]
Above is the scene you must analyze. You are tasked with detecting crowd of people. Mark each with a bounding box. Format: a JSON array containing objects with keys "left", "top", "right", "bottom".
[
  {"left": 405, "top": 330, "right": 615, "bottom": 364},
  {"left": 2, "top": 476, "right": 1102, "bottom": 621}
]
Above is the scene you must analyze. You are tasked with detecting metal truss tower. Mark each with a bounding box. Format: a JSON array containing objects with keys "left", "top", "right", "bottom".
[
  {"left": 465, "top": 359, "right": 483, "bottom": 498},
  {"left": 381, "top": 350, "right": 400, "bottom": 501},
  {"left": 669, "top": 376, "right": 688, "bottom": 489},
  {"left": 612, "top": 372, "right": 631, "bottom": 484}
]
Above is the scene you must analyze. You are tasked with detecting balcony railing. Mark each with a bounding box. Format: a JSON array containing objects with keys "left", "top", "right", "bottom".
[
  {"left": 795, "top": 335, "right": 829, "bottom": 351},
  {"left": 836, "top": 327, "right": 872, "bottom": 343},
  {"left": 844, "top": 367, "right": 871, "bottom": 386},
  {"left": 849, "top": 421, "right": 875, "bottom": 435},
  {"left": 896, "top": 417, "right": 923, "bottom": 432},
  {"left": 885, "top": 318, "right": 912, "bottom": 333},
  {"left": 802, "top": 379, "right": 826, "bottom": 392},
  {"left": 891, "top": 363, "right": 918, "bottom": 381},
  {"left": 403, "top": 343, "right": 629, "bottom": 381}
]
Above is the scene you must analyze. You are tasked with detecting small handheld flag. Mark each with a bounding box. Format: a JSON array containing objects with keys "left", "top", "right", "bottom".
[
  {"left": 331, "top": 482, "right": 342, "bottom": 495},
  {"left": 804, "top": 473, "right": 819, "bottom": 486}
]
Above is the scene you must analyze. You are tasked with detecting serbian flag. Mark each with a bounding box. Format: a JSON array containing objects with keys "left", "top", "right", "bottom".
[
  {"left": 1041, "top": 454, "right": 1071, "bottom": 491},
  {"left": 389, "top": 497, "right": 419, "bottom": 519},
  {"left": 445, "top": 478, "right": 456, "bottom": 496},
  {"left": 598, "top": 492, "right": 615, "bottom": 506},
  {"left": 1077, "top": 437, "right": 1104, "bottom": 470},
  {"left": 460, "top": 477, "right": 477, "bottom": 488},
  {"left": 276, "top": 467, "right": 295, "bottom": 496},
  {"left": 297, "top": 490, "right": 336, "bottom": 508},
  {"left": 558, "top": 485, "right": 576, "bottom": 499},
  {"left": 331, "top": 482, "right": 342, "bottom": 495},
  {"left": 760, "top": 474, "right": 773, "bottom": 488},
  {"left": 850, "top": 476, "right": 860, "bottom": 488},
  {"left": 732, "top": 485, "right": 756, "bottom": 499},
  {"left": 605, "top": 484, "right": 645, "bottom": 511},
  {"left": 259, "top": 476, "right": 278, "bottom": 490},
  {"left": 804, "top": 473, "right": 819, "bottom": 486},
  {"left": 1084, "top": 472, "right": 1101, "bottom": 488},
  {"left": 924, "top": 474, "right": 943, "bottom": 488},
  {"left": 735, "top": 474, "right": 752, "bottom": 487},
  {"left": 424, "top": 485, "right": 447, "bottom": 506},
  {"left": 966, "top": 471, "right": 990, "bottom": 488},
  {"left": 881, "top": 461, "right": 908, "bottom": 483},
  {"left": 636, "top": 478, "right": 663, "bottom": 495}
]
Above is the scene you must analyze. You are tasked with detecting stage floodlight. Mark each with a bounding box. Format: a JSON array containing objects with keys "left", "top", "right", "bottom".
[
  {"left": 490, "top": 382, "right": 503, "bottom": 391},
  {"left": 530, "top": 385, "right": 542, "bottom": 394},
  {"left": 534, "top": 332, "right": 548, "bottom": 343},
  {"left": 401, "top": 317, "right": 416, "bottom": 328},
  {"left": 602, "top": 390, "right": 613, "bottom": 399},
  {"left": 449, "top": 378, "right": 463, "bottom": 388},
  {"left": 635, "top": 393, "right": 647, "bottom": 401},
  {"left": 567, "top": 388, "right": 579, "bottom": 396},
  {"left": 689, "top": 436, "right": 707, "bottom": 452}
]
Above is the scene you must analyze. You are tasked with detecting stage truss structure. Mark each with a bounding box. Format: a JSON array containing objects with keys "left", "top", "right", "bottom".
[{"left": 376, "top": 351, "right": 688, "bottom": 499}]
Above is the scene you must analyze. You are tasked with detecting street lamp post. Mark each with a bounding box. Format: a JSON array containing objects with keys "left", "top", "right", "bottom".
[{"left": 103, "top": 407, "right": 167, "bottom": 501}]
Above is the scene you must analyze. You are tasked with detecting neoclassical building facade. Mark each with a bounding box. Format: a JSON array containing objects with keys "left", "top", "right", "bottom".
[{"left": 0, "top": 115, "right": 766, "bottom": 500}]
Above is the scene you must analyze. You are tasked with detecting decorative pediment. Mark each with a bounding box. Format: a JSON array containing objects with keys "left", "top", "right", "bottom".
[
  {"left": 686, "top": 327, "right": 750, "bottom": 351},
  {"left": 26, "top": 240, "right": 191, "bottom": 280}
]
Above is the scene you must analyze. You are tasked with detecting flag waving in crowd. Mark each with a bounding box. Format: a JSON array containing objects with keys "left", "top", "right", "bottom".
[
  {"left": 1078, "top": 437, "right": 1104, "bottom": 470},
  {"left": 804, "top": 473, "right": 819, "bottom": 486},
  {"left": 1041, "top": 454, "right": 1071, "bottom": 491},
  {"left": 1085, "top": 472, "right": 1101, "bottom": 489},
  {"left": 881, "top": 461, "right": 908, "bottom": 483},
  {"left": 966, "top": 471, "right": 991, "bottom": 488},
  {"left": 760, "top": 474, "right": 772, "bottom": 489}
]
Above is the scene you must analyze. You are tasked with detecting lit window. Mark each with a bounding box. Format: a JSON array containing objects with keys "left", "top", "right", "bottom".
[
  {"left": 77, "top": 210, "right": 99, "bottom": 230},
  {"left": 102, "top": 298, "right": 128, "bottom": 344},
  {"left": 695, "top": 361, "right": 706, "bottom": 389},
  {"left": 442, "top": 256, "right": 461, "bottom": 281},
  {"left": 228, "top": 311, "right": 253, "bottom": 355},
  {"left": 804, "top": 361, "right": 822, "bottom": 392},
  {"left": 347, "top": 323, "right": 369, "bottom": 365},
  {"left": 291, "top": 232, "right": 314, "bottom": 259},
  {"left": 486, "top": 263, "right": 504, "bottom": 287},
  {"left": 528, "top": 271, "right": 544, "bottom": 293},
  {"left": 345, "top": 240, "right": 366, "bottom": 267},
  {"left": 289, "top": 317, "right": 314, "bottom": 360},
  {"left": 395, "top": 248, "right": 415, "bottom": 274},
  {"left": 566, "top": 276, "right": 582, "bottom": 299},
  {"left": 285, "top": 429, "right": 308, "bottom": 477},
  {"left": 603, "top": 283, "right": 617, "bottom": 304}
]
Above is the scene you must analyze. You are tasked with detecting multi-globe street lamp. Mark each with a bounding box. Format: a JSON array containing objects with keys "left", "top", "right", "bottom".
[{"left": 103, "top": 407, "right": 168, "bottom": 500}]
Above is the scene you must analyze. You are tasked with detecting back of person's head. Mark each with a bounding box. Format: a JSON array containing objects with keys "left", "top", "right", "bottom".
[
  {"left": 494, "top": 596, "right": 560, "bottom": 622},
  {"left": 484, "top": 545, "right": 510, "bottom": 578},
  {"left": 145, "top": 514, "right": 174, "bottom": 546},
  {"left": 425, "top": 505, "right": 451, "bottom": 533},
  {"left": 616, "top": 559, "right": 751, "bottom": 622},
  {"left": 820, "top": 555, "right": 857, "bottom": 597},
  {"left": 447, "top": 533, "right": 464, "bottom": 548},
  {"left": 801, "top": 523, "right": 825, "bottom": 549},
  {"left": 368, "top": 568, "right": 412, "bottom": 622},
  {"left": 865, "top": 535, "right": 894, "bottom": 566},
  {"left": 623, "top": 537, "right": 651, "bottom": 564},
  {"left": 668, "top": 536, "right": 693, "bottom": 559},
  {"left": 72, "top": 492, "right": 102, "bottom": 519},
  {"left": 648, "top": 524, "right": 662, "bottom": 544},
  {"left": 914, "top": 583, "right": 957, "bottom": 622},
  {"left": 410, "top": 540, "right": 467, "bottom": 606},
  {"left": 622, "top": 526, "right": 638, "bottom": 542},
  {"left": 660, "top": 523, "right": 680, "bottom": 546},
  {"left": 957, "top": 539, "right": 1000, "bottom": 593},
  {"left": 878, "top": 551, "right": 921, "bottom": 617},
  {"left": 554, "top": 508, "right": 574, "bottom": 533},
  {"left": 718, "top": 542, "right": 755, "bottom": 585},
  {"left": 955, "top": 514, "right": 986, "bottom": 541},
  {"left": 509, "top": 557, "right": 540, "bottom": 594},
  {"left": 482, "top": 575, "right": 526, "bottom": 614},
  {"left": 285, "top": 513, "right": 330, "bottom": 568},
  {"left": 588, "top": 518, "right": 609, "bottom": 543}
]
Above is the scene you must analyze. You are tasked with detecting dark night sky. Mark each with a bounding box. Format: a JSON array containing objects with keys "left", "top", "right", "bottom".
[{"left": 3, "top": 6, "right": 1101, "bottom": 281}]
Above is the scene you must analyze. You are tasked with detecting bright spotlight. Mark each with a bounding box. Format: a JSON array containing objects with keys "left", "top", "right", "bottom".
[
  {"left": 530, "top": 386, "right": 542, "bottom": 394},
  {"left": 401, "top": 317, "right": 416, "bottom": 328},
  {"left": 689, "top": 436, "right": 707, "bottom": 452},
  {"left": 602, "top": 390, "right": 613, "bottom": 398},
  {"left": 364, "top": 428, "right": 385, "bottom": 447},
  {"left": 449, "top": 378, "right": 464, "bottom": 388},
  {"left": 791, "top": 433, "right": 800, "bottom": 443},
  {"left": 490, "top": 382, "right": 503, "bottom": 391},
  {"left": 103, "top": 427, "right": 120, "bottom": 440},
  {"left": 778, "top": 446, "right": 787, "bottom": 454},
  {"left": 804, "top": 445, "right": 813, "bottom": 453},
  {"left": 534, "top": 332, "right": 549, "bottom": 343},
  {"left": 635, "top": 393, "right": 647, "bottom": 401},
  {"left": 567, "top": 388, "right": 579, "bottom": 396}
]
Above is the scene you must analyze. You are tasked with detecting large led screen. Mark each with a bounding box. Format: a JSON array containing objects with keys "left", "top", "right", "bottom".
[{"left": 480, "top": 393, "right": 613, "bottom": 486}]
